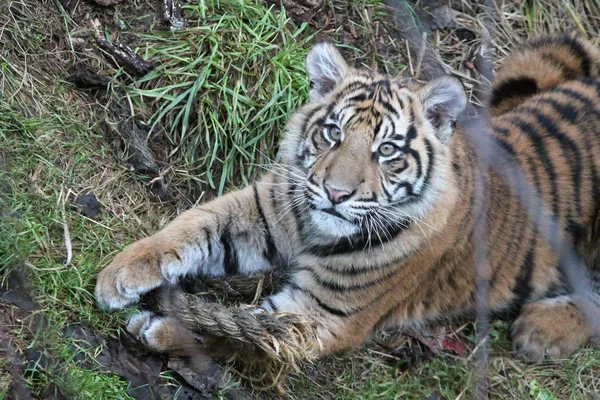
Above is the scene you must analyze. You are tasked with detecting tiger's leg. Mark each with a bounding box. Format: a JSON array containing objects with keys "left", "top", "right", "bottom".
[
  {"left": 255, "top": 284, "right": 373, "bottom": 354},
  {"left": 129, "top": 284, "right": 373, "bottom": 358},
  {"left": 511, "top": 295, "right": 593, "bottom": 361},
  {"left": 95, "top": 178, "right": 282, "bottom": 311}
]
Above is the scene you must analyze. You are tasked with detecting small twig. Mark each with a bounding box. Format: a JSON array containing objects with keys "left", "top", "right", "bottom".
[
  {"left": 405, "top": 39, "right": 414, "bottom": 76},
  {"left": 415, "top": 31, "right": 427, "bottom": 79},
  {"left": 58, "top": 188, "right": 73, "bottom": 266}
]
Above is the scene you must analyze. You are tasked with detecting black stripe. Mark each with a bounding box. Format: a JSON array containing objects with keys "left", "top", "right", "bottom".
[
  {"left": 379, "top": 99, "right": 401, "bottom": 116},
  {"left": 392, "top": 181, "right": 414, "bottom": 196},
  {"left": 551, "top": 82, "right": 600, "bottom": 202},
  {"left": 560, "top": 35, "right": 592, "bottom": 77},
  {"left": 305, "top": 183, "right": 321, "bottom": 198},
  {"left": 566, "top": 218, "right": 585, "bottom": 243},
  {"left": 491, "top": 77, "right": 539, "bottom": 107},
  {"left": 388, "top": 117, "right": 398, "bottom": 139},
  {"left": 301, "top": 106, "right": 322, "bottom": 135},
  {"left": 535, "top": 98, "right": 579, "bottom": 122},
  {"left": 405, "top": 124, "right": 417, "bottom": 140},
  {"left": 288, "top": 183, "right": 306, "bottom": 238},
  {"left": 266, "top": 297, "right": 278, "bottom": 312},
  {"left": 550, "top": 84, "right": 600, "bottom": 105},
  {"left": 516, "top": 104, "right": 583, "bottom": 214},
  {"left": 542, "top": 281, "right": 568, "bottom": 299},
  {"left": 530, "top": 35, "right": 592, "bottom": 77},
  {"left": 507, "top": 116, "right": 560, "bottom": 216},
  {"left": 391, "top": 164, "right": 409, "bottom": 174},
  {"left": 253, "top": 183, "right": 277, "bottom": 262},
  {"left": 291, "top": 274, "right": 403, "bottom": 318},
  {"left": 373, "top": 263, "right": 441, "bottom": 328},
  {"left": 321, "top": 262, "right": 394, "bottom": 277},
  {"left": 287, "top": 282, "right": 349, "bottom": 317},
  {"left": 540, "top": 53, "right": 579, "bottom": 80},
  {"left": 381, "top": 178, "right": 393, "bottom": 202},
  {"left": 489, "top": 203, "right": 527, "bottom": 290},
  {"left": 561, "top": 86, "right": 600, "bottom": 202},
  {"left": 298, "top": 265, "right": 398, "bottom": 292},
  {"left": 346, "top": 93, "right": 367, "bottom": 103},
  {"left": 329, "top": 82, "right": 369, "bottom": 106},
  {"left": 512, "top": 238, "right": 536, "bottom": 308},
  {"left": 420, "top": 138, "right": 435, "bottom": 191},
  {"left": 491, "top": 126, "right": 519, "bottom": 157},
  {"left": 220, "top": 220, "right": 239, "bottom": 275},
  {"left": 202, "top": 227, "right": 212, "bottom": 258},
  {"left": 268, "top": 176, "right": 281, "bottom": 238},
  {"left": 307, "top": 173, "right": 319, "bottom": 187}
]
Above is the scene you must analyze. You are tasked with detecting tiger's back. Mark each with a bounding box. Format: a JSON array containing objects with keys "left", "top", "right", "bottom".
[{"left": 488, "top": 36, "right": 600, "bottom": 297}]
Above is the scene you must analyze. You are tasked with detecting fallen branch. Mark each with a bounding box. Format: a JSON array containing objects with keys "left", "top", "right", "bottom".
[{"left": 96, "top": 36, "right": 151, "bottom": 77}]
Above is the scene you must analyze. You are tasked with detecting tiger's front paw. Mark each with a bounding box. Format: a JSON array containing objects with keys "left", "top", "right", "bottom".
[
  {"left": 127, "top": 311, "right": 199, "bottom": 355},
  {"left": 511, "top": 296, "right": 591, "bottom": 362},
  {"left": 95, "top": 236, "right": 185, "bottom": 311}
]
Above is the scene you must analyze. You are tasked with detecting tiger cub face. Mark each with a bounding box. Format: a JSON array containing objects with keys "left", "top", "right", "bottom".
[{"left": 280, "top": 43, "right": 467, "bottom": 238}]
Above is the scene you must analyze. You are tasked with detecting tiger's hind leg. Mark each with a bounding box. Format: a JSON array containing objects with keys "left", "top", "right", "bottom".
[{"left": 511, "top": 296, "right": 593, "bottom": 362}]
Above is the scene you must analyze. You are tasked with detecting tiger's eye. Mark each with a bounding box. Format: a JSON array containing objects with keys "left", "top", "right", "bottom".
[
  {"left": 327, "top": 126, "right": 342, "bottom": 141},
  {"left": 378, "top": 143, "right": 398, "bottom": 156}
]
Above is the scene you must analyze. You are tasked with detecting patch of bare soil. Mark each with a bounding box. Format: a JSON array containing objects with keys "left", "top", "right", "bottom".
[{"left": 1, "top": 272, "right": 36, "bottom": 400}]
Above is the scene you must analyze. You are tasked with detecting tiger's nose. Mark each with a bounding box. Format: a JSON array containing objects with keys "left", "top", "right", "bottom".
[{"left": 323, "top": 182, "right": 353, "bottom": 204}]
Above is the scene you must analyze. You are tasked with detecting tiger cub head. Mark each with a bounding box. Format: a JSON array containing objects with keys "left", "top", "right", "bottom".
[{"left": 280, "top": 43, "right": 467, "bottom": 238}]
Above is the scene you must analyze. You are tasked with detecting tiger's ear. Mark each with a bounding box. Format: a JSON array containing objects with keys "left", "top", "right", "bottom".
[
  {"left": 306, "top": 42, "right": 348, "bottom": 101},
  {"left": 419, "top": 76, "right": 467, "bottom": 141}
]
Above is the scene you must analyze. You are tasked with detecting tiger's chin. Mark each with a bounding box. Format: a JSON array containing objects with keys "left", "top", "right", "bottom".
[{"left": 309, "top": 210, "right": 360, "bottom": 238}]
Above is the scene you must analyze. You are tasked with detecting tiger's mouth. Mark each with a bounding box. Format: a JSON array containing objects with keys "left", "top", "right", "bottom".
[
  {"left": 320, "top": 207, "right": 348, "bottom": 221},
  {"left": 309, "top": 208, "right": 360, "bottom": 238}
]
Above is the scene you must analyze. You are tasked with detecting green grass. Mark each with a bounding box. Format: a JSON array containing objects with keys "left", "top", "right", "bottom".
[
  {"left": 115, "top": 0, "right": 313, "bottom": 194},
  {"left": 1, "top": 99, "right": 134, "bottom": 398}
]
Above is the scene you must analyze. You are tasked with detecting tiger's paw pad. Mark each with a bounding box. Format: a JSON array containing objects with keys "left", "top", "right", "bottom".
[{"left": 511, "top": 297, "right": 590, "bottom": 362}]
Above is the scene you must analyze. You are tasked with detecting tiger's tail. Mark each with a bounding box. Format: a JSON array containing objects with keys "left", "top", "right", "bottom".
[{"left": 490, "top": 34, "right": 600, "bottom": 116}]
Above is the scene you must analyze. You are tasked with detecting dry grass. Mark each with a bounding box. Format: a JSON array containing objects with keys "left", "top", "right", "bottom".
[
  {"left": 378, "top": 0, "right": 600, "bottom": 105},
  {"left": 2, "top": 0, "right": 600, "bottom": 398}
]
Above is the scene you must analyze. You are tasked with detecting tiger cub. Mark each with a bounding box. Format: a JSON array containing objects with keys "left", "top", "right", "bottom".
[{"left": 96, "top": 35, "right": 600, "bottom": 362}]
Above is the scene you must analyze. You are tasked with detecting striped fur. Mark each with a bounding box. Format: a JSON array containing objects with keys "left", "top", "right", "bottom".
[
  {"left": 97, "top": 35, "right": 600, "bottom": 362},
  {"left": 491, "top": 34, "right": 600, "bottom": 116}
]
